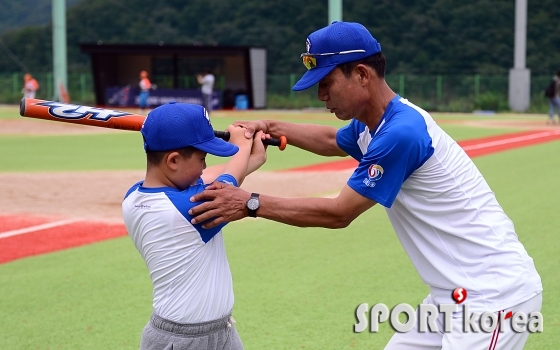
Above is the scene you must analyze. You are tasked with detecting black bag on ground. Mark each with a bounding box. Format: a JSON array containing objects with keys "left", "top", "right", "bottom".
[{"left": 544, "top": 80, "right": 556, "bottom": 98}]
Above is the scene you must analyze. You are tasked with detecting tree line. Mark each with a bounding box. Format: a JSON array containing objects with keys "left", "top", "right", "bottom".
[{"left": 1, "top": 0, "right": 559, "bottom": 76}]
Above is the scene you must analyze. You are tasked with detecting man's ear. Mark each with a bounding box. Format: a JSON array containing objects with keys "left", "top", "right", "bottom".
[
  {"left": 165, "top": 151, "right": 181, "bottom": 171},
  {"left": 354, "top": 64, "right": 372, "bottom": 87}
]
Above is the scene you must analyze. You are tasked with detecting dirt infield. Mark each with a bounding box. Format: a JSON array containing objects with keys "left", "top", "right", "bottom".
[
  {"left": 0, "top": 169, "right": 353, "bottom": 222},
  {"left": 0, "top": 116, "right": 348, "bottom": 220},
  {"left": 1, "top": 114, "right": 559, "bottom": 263},
  {"left": 0, "top": 115, "right": 558, "bottom": 222}
]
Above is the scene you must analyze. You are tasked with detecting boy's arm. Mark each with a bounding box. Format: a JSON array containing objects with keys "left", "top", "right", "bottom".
[
  {"left": 201, "top": 125, "right": 252, "bottom": 186},
  {"left": 202, "top": 131, "right": 267, "bottom": 184},
  {"left": 201, "top": 164, "right": 227, "bottom": 184},
  {"left": 246, "top": 130, "right": 267, "bottom": 175}
]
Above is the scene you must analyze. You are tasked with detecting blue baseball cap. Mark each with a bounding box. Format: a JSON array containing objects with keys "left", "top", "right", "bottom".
[
  {"left": 292, "top": 21, "right": 382, "bottom": 91},
  {"left": 141, "top": 102, "right": 238, "bottom": 157}
]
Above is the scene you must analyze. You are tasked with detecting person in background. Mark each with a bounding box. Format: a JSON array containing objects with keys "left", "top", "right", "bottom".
[
  {"left": 22, "top": 73, "right": 39, "bottom": 99},
  {"left": 545, "top": 71, "right": 560, "bottom": 125},
  {"left": 197, "top": 68, "right": 215, "bottom": 114},
  {"left": 139, "top": 70, "right": 152, "bottom": 111}
]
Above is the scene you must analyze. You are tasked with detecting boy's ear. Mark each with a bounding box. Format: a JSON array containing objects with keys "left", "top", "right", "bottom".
[{"left": 165, "top": 151, "right": 181, "bottom": 170}]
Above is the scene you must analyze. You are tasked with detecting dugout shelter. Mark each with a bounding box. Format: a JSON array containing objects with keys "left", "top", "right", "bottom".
[{"left": 80, "top": 43, "right": 267, "bottom": 109}]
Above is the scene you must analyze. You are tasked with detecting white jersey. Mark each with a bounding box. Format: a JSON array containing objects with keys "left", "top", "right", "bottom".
[
  {"left": 122, "top": 175, "right": 237, "bottom": 323},
  {"left": 200, "top": 74, "right": 215, "bottom": 95},
  {"left": 337, "top": 96, "right": 542, "bottom": 312}
]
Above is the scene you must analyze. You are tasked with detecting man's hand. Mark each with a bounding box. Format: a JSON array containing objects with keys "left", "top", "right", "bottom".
[
  {"left": 233, "top": 120, "right": 270, "bottom": 139},
  {"left": 189, "top": 182, "right": 252, "bottom": 228}
]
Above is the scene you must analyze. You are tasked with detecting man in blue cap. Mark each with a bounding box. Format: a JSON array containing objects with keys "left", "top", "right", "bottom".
[
  {"left": 122, "top": 102, "right": 267, "bottom": 350},
  {"left": 189, "top": 22, "right": 542, "bottom": 349}
]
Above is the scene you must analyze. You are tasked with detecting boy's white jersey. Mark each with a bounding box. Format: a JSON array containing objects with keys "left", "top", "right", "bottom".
[
  {"left": 122, "top": 176, "right": 236, "bottom": 323},
  {"left": 338, "top": 96, "right": 542, "bottom": 312}
]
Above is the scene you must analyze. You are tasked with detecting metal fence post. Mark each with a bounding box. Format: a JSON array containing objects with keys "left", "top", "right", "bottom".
[
  {"left": 289, "top": 74, "right": 296, "bottom": 100},
  {"left": 80, "top": 73, "right": 86, "bottom": 102},
  {"left": 474, "top": 74, "right": 480, "bottom": 102},
  {"left": 13, "top": 73, "right": 19, "bottom": 95},
  {"left": 47, "top": 72, "right": 53, "bottom": 99},
  {"left": 437, "top": 75, "right": 442, "bottom": 102}
]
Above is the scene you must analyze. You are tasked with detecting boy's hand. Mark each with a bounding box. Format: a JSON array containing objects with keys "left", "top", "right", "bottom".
[
  {"left": 226, "top": 125, "right": 252, "bottom": 147},
  {"left": 249, "top": 130, "right": 267, "bottom": 167}
]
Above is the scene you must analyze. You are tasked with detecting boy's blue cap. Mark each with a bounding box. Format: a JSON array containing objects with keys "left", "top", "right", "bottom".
[
  {"left": 141, "top": 102, "right": 238, "bottom": 157},
  {"left": 292, "top": 21, "right": 382, "bottom": 91}
]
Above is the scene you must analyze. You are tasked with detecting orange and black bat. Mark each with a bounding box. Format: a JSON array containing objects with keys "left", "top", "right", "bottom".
[{"left": 19, "top": 98, "right": 288, "bottom": 150}]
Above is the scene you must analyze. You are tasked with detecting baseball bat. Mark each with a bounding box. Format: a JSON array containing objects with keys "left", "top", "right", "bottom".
[{"left": 19, "top": 98, "right": 288, "bottom": 150}]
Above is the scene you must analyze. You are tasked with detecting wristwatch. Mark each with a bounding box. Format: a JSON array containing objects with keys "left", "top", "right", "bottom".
[{"left": 246, "top": 193, "right": 260, "bottom": 218}]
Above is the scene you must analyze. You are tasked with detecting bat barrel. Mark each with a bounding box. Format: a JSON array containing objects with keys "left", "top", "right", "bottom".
[
  {"left": 19, "top": 98, "right": 287, "bottom": 150},
  {"left": 20, "top": 98, "right": 145, "bottom": 131}
]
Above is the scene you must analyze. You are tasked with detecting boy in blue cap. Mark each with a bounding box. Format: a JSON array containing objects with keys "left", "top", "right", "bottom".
[{"left": 122, "top": 102, "right": 266, "bottom": 350}]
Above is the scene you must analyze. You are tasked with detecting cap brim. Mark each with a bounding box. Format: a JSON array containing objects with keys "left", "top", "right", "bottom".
[
  {"left": 195, "top": 137, "right": 239, "bottom": 157},
  {"left": 292, "top": 65, "right": 336, "bottom": 91}
]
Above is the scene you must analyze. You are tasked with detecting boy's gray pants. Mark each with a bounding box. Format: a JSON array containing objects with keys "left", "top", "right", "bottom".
[{"left": 140, "top": 312, "right": 244, "bottom": 350}]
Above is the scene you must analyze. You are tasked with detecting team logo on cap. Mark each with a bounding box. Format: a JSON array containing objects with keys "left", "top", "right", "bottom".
[
  {"left": 363, "top": 164, "right": 384, "bottom": 188},
  {"left": 306, "top": 38, "right": 311, "bottom": 53},
  {"left": 203, "top": 107, "right": 211, "bottom": 125}
]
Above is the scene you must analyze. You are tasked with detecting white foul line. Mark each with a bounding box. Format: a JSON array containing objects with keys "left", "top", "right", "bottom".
[
  {"left": 0, "top": 219, "right": 79, "bottom": 239},
  {"left": 462, "top": 130, "right": 560, "bottom": 151}
]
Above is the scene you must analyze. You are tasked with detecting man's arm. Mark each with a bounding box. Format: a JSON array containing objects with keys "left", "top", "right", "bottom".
[
  {"left": 189, "top": 183, "right": 377, "bottom": 229},
  {"left": 234, "top": 120, "right": 347, "bottom": 157}
]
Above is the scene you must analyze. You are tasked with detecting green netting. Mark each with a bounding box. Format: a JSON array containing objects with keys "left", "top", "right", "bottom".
[{"left": 1, "top": 72, "right": 553, "bottom": 112}]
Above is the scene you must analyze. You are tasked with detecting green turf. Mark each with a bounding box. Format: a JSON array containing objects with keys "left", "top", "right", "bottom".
[
  {"left": 1, "top": 140, "right": 558, "bottom": 348},
  {"left": 471, "top": 142, "right": 560, "bottom": 349},
  {"left": 0, "top": 124, "right": 519, "bottom": 173},
  {"left": 0, "top": 105, "right": 521, "bottom": 172},
  {"left": 0, "top": 238, "right": 153, "bottom": 349},
  {"left": 0, "top": 107, "right": 558, "bottom": 349},
  {"left": 0, "top": 105, "right": 21, "bottom": 119}
]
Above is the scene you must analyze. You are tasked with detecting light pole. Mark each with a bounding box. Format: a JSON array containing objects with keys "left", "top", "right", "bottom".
[
  {"left": 328, "top": 0, "right": 342, "bottom": 24},
  {"left": 52, "top": 0, "right": 68, "bottom": 102},
  {"left": 508, "top": 0, "right": 530, "bottom": 112}
]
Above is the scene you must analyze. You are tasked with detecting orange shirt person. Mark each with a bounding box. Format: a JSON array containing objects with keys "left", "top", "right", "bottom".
[{"left": 22, "top": 73, "right": 39, "bottom": 99}]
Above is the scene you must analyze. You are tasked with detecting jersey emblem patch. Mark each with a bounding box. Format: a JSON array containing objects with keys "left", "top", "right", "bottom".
[{"left": 363, "top": 164, "right": 384, "bottom": 188}]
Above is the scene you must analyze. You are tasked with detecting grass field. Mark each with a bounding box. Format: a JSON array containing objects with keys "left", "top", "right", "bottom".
[{"left": 0, "top": 105, "right": 558, "bottom": 349}]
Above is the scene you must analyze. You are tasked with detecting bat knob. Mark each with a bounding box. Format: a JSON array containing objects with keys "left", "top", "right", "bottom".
[
  {"left": 278, "top": 136, "right": 288, "bottom": 151},
  {"left": 19, "top": 98, "right": 26, "bottom": 117}
]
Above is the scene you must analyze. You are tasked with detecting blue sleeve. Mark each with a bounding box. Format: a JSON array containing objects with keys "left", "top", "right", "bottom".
[
  {"left": 336, "top": 120, "right": 366, "bottom": 161},
  {"left": 123, "top": 181, "right": 143, "bottom": 201},
  {"left": 166, "top": 174, "right": 238, "bottom": 243},
  {"left": 199, "top": 174, "right": 238, "bottom": 186},
  {"left": 215, "top": 174, "right": 238, "bottom": 187},
  {"left": 347, "top": 119, "right": 434, "bottom": 208}
]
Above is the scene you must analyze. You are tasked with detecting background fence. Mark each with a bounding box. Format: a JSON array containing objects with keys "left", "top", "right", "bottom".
[
  {"left": 0, "top": 72, "right": 553, "bottom": 113},
  {"left": 267, "top": 73, "right": 553, "bottom": 113},
  {"left": 0, "top": 72, "right": 96, "bottom": 105}
]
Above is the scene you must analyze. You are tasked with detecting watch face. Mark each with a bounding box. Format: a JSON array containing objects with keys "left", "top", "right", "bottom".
[{"left": 247, "top": 198, "right": 259, "bottom": 210}]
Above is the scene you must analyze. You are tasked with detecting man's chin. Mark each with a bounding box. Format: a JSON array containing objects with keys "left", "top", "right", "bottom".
[{"left": 334, "top": 112, "right": 350, "bottom": 121}]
